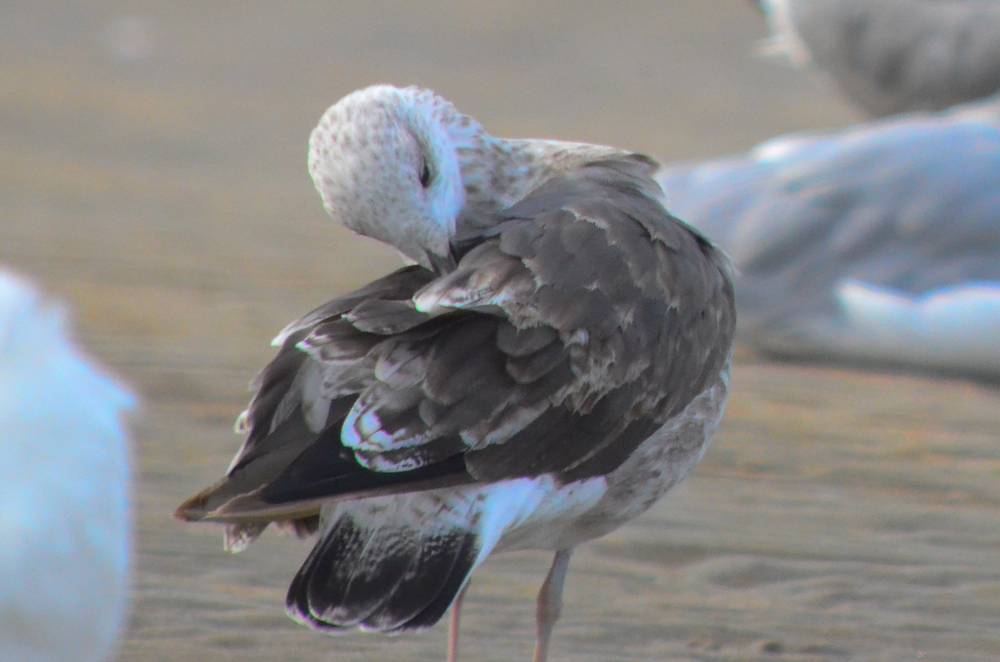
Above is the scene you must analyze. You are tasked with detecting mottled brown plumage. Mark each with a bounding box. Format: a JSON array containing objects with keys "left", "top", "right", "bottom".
[
  {"left": 177, "top": 155, "right": 733, "bottom": 525},
  {"left": 176, "top": 85, "right": 735, "bottom": 661}
]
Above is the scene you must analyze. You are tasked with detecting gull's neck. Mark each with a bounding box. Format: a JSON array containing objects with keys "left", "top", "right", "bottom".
[
  {"left": 402, "top": 89, "right": 624, "bottom": 256},
  {"left": 457, "top": 135, "right": 622, "bottom": 217}
]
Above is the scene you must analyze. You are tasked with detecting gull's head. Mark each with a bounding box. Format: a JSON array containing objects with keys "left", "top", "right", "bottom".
[
  {"left": 0, "top": 270, "right": 63, "bottom": 368},
  {"left": 754, "top": 0, "right": 812, "bottom": 67},
  {"left": 308, "top": 85, "right": 486, "bottom": 269},
  {"left": 0, "top": 269, "right": 134, "bottom": 428}
]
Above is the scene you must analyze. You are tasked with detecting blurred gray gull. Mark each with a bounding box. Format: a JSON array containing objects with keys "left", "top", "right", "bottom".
[
  {"left": 175, "top": 84, "right": 736, "bottom": 661},
  {"left": 0, "top": 269, "right": 133, "bottom": 662},
  {"left": 755, "top": 0, "right": 1000, "bottom": 116},
  {"left": 657, "top": 98, "right": 1000, "bottom": 378}
]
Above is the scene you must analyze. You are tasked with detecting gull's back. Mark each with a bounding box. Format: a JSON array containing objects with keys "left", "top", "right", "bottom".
[
  {"left": 657, "top": 105, "right": 1000, "bottom": 376},
  {"left": 761, "top": 0, "right": 1000, "bottom": 116}
]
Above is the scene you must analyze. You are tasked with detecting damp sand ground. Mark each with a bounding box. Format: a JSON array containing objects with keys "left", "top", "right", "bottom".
[{"left": 2, "top": 2, "right": 998, "bottom": 660}]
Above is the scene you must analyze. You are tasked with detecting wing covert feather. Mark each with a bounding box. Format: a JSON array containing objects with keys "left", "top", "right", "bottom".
[{"left": 176, "top": 156, "right": 735, "bottom": 528}]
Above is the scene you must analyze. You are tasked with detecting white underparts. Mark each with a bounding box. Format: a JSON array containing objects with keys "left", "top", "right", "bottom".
[{"left": 835, "top": 279, "right": 1000, "bottom": 374}]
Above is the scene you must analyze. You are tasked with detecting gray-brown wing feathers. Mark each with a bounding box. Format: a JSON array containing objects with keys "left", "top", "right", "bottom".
[
  {"left": 242, "top": 267, "right": 435, "bottom": 460},
  {"left": 322, "top": 157, "right": 734, "bottom": 477},
  {"left": 175, "top": 266, "right": 440, "bottom": 523},
  {"left": 176, "top": 156, "right": 735, "bottom": 525}
]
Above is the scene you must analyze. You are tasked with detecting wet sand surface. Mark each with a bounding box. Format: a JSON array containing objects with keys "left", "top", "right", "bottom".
[{"left": 2, "top": 2, "right": 999, "bottom": 660}]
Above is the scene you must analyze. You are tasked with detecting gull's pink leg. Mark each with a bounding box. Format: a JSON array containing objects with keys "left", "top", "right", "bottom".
[
  {"left": 533, "top": 548, "right": 574, "bottom": 662},
  {"left": 447, "top": 583, "right": 469, "bottom": 662}
]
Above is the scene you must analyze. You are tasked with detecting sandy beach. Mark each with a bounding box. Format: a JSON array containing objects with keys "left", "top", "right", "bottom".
[{"left": 2, "top": 2, "right": 999, "bottom": 660}]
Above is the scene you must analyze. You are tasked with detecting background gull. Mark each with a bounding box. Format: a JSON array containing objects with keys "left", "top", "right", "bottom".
[
  {"left": 175, "top": 85, "right": 736, "bottom": 661},
  {"left": 0, "top": 269, "right": 133, "bottom": 662},
  {"left": 657, "top": 97, "right": 1000, "bottom": 378},
  {"left": 755, "top": 0, "right": 1000, "bottom": 116}
]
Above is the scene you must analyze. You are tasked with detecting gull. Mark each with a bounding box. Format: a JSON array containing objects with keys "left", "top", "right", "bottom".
[
  {"left": 657, "top": 97, "right": 1000, "bottom": 378},
  {"left": 175, "top": 85, "right": 736, "bottom": 661},
  {"left": 0, "top": 269, "right": 133, "bottom": 662},
  {"left": 754, "top": 0, "right": 1000, "bottom": 116}
]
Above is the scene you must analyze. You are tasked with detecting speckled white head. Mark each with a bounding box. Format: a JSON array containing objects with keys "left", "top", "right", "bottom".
[
  {"left": 308, "top": 85, "right": 620, "bottom": 270},
  {"left": 308, "top": 85, "right": 486, "bottom": 268}
]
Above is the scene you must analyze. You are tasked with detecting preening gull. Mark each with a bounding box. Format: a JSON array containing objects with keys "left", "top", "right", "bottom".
[
  {"left": 755, "top": 0, "right": 1000, "bottom": 116},
  {"left": 176, "top": 85, "right": 735, "bottom": 661},
  {"left": 0, "top": 270, "right": 133, "bottom": 662},
  {"left": 656, "top": 98, "right": 1000, "bottom": 378}
]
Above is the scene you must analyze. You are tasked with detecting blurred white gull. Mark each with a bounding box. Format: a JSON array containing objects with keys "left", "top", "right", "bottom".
[
  {"left": 756, "top": 0, "right": 1000, "bottom": 116},
  {"left": 176, "top": 85, "right": 735, "bottom": 662},
  {"left": 657, "top": 97, "right": 1000, "bottom": 378},
  {"left": 0, "top": 270, "right": 133, "bottom": 662}
]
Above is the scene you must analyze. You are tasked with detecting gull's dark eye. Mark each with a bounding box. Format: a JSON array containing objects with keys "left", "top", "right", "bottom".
[{"left": 419, "top": 160, "right": 433, "bottom": 188}]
